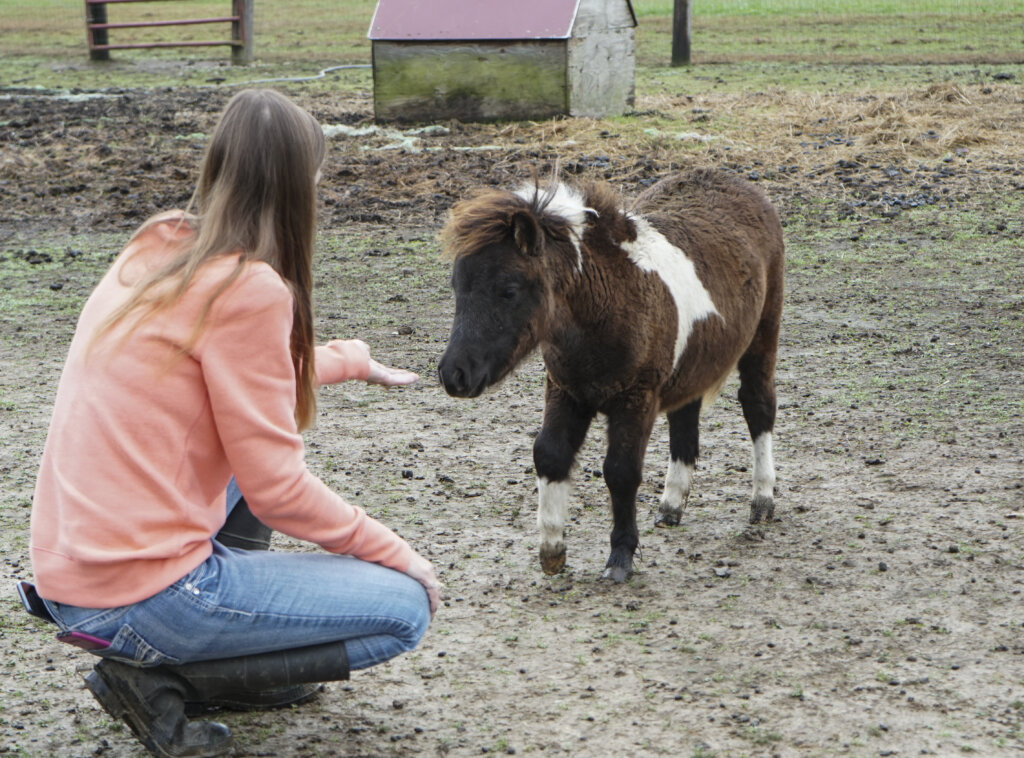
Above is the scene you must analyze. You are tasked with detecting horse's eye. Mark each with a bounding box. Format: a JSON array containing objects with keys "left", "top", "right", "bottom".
[{"left": 500, "top": 286, "right": 518, "bottom": 301}]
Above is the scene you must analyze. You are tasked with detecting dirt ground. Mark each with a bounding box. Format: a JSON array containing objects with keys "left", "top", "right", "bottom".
[{"left": 1, "top": 74, "right": 1023, "bottom": 757}]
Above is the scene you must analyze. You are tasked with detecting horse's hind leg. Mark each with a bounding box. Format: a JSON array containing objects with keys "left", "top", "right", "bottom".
[
  {"left": 533, "top": 381, "right": 595, "bottom": 575},
  {"left": 655, "top": 399, "right": 701, "bottom": 527},
  {"left": 602, "top": 396, "right": 659, "bottom": 582},
  {"left": 737, "top": 324, "right": 779, "bottom": 524}
]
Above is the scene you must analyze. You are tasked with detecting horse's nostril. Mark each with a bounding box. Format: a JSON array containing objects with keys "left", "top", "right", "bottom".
[
  {"left": 438, "top": 359, "right": 468, "bottom": 395},
  {"left": 447, "top": 367, "right": 470, "bottom": 396},
  {"left": 452, "top": 367, "right": 466, "bottom": 389}
]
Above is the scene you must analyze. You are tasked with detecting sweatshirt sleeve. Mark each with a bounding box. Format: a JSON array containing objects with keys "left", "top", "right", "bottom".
[{"left": 196, "top": 266, "right": 414, "bottom": 572}]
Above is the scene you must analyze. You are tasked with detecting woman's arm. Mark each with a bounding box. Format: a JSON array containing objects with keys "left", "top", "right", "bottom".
[{"left": 197, "top": 267, "right": 416, "bottom": 572}]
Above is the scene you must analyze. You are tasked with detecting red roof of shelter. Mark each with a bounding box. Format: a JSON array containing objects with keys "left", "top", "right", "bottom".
[{"left": 369, "top": 0, "right": 588, "bottom": 41}]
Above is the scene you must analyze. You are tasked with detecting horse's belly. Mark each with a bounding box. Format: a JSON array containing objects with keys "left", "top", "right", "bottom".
[{"left": 660, "top": 314, "right": 754, "bottom": 410}]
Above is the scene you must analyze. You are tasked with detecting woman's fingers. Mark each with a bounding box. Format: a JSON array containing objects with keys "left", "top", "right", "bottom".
[{"left": 366, "top": 359, "right": 419, "bottom": 386}]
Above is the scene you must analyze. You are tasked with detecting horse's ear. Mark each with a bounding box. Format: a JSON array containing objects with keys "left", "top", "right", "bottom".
[{"left": 511, "top": 210, "right": 540, "bottom": 255}]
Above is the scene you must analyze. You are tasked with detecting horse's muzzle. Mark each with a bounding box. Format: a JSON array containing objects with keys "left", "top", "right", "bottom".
[
  {"left": 437, "top": 351, "right": 490, "bottom": 398},
  {"left": 437, "top": 362, "right": 485, "bottom": 398}
]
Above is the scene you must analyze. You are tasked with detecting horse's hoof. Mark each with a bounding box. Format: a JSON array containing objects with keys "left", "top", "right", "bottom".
[
  {"left": 539, "top": 544, "right": 566, "bottom": 575},
  {"left": 749, "top": 495, "right": 775, "bottom": 524},
  {"left": 600, "top": 565, "right": 632, "bottom": 583},
  {"left": 655, "top": 509, "right": 681, "bottom": 528}
]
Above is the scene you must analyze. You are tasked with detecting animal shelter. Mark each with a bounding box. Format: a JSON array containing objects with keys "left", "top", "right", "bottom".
[{"left": 368, "top": 0, "right": 636, "bottom": 122}]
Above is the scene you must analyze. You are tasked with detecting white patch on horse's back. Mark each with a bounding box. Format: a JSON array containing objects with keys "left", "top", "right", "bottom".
[
  {"left": 623, "top": 215, "right": 720, "bottom": 366},
  {"left": 514, "top": 182, "right": 593, "bottom": 271}
]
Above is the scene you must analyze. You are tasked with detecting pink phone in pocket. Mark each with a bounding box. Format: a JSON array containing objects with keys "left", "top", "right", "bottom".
[{"left": 57, "top": 631, "right": 111, "bottom": 652}]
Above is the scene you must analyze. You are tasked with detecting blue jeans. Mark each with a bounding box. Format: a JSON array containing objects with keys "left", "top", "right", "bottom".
[{"left": 42, "top": 482, "right": 430, "bottom": 671}]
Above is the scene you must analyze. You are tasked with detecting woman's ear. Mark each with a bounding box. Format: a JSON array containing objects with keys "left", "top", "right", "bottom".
[{"left": 511, "top": 210, "right": 540, "bottom": 255}]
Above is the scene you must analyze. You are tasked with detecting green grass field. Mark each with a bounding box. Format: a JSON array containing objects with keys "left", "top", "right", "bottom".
[{"left": 0, "top": 0, "right": 1020, "bottom": 92}]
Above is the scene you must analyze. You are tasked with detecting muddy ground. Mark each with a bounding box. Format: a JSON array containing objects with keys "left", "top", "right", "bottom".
[{"left": 1, "top": 75, "right": 1023, "bottom": 757}]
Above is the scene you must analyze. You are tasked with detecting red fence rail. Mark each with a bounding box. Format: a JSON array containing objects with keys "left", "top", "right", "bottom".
[{"left": 85, "top": 0, "right": 253, "bottom": 64}]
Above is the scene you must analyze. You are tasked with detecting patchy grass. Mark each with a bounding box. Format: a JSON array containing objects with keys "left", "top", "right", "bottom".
[
  {"left": 633, "top": 0, "right": 1024, "bottom": 65},
  {"left": 1, "top": 0, "right": 1021, "bottom": 92}
]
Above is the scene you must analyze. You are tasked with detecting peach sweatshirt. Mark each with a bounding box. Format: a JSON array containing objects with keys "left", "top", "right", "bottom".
[{"left": 30, "top": 214, "right": 415, "bottom": 607}]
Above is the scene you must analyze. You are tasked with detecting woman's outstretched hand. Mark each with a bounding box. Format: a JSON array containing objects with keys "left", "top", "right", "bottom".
[
  {"left": 366, "top": 358, "right": 418, "bottom": 387},
  {"left": 316, "top": 339, "right": 418, "bottom": 386}
]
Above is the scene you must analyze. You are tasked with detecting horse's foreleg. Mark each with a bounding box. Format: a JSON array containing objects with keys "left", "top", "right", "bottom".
[
  {"left": 656, "top": 398, "right": 701, "bottom": 527},
  {"left": 738, "top": 339, "right": 778, "bottom": 524},
  {"left": 602, "top": 398, "right": 659, "bottom": 582},
  {"left": 533, "top": 382, "right": 594, "bottom": 575}
]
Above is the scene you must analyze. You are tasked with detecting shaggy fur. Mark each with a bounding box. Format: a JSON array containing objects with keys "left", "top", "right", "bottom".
[{"left": 439, "top": 169, "right": 784, "bottom": 581}]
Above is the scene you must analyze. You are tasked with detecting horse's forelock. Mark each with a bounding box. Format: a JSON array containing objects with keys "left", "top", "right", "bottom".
[
  {"left": 441, "top": 186, "right": 577, "bottom": 257},
  {"left": 440, "top": 189, "right": 532, "bottom": 261},
  {"left": 441, "top": 181, "right": 603, "bottom": 277}
]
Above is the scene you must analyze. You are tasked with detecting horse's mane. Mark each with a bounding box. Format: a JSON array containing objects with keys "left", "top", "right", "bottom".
[
  {"left": 581, "top": 181, "right": 634, "bottom": 245},
  {"left": 440, "top": 189, "right": 532, "bottom": 261},
  {"left": 440, "top": 178, "right": 631, "bottom": 262}
]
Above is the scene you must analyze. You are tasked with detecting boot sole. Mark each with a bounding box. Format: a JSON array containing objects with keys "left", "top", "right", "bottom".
[
  {"left": 85, "top": 667, "right": 234, "bottom": 758},
  {"left": 186, "top": 683, "right": 322, "bottom": 715}
]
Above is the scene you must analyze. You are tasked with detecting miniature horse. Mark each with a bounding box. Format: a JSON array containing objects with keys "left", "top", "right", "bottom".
[{"left": 438, "top": 169, "right": 784, "bottom": 582}]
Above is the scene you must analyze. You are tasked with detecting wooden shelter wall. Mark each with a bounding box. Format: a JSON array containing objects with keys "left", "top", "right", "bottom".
[{"left": 373, "top": 40, "right": 568, "bottom": 123}]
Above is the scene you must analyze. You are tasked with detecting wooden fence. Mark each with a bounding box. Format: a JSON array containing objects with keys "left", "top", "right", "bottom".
[{"left": 85, "top": 0, "right": 253, "bottom": 64}]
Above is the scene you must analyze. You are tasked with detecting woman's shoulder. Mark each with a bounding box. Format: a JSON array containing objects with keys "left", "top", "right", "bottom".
[
  {"left": 224, "top": 256, "right": 288, "bottom": 293},
  {"left": 118, "top": 211, "right": 195, "bottom": 264},
  {"left": 202, "top": 256, "right": 292, "bottom": 316},
  {"left": 135, "top": 210, "right": 196, "bottom": 245}
]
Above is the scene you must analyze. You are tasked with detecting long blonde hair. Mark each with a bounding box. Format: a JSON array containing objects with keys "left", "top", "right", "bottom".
[{"left": 96, "top": 89, "right": 325, "bottom": 430}]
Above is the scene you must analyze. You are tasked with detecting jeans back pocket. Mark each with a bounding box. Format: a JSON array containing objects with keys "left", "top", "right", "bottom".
[{"left": 102, "top": 623, "right": 179, "bottom": 667}]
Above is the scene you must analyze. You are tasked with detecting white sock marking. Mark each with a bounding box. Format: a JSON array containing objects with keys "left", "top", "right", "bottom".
[
  {"left": 622, "top": 215, "right": 719, "bottom": 366},
  {"left": 537, "top": 477, "right": 571, "bottom": 550},
  {"left": 752, "top": 432, "right": 775, "bottom": 500},
  {"left": 661, "top": 459, "right": 695, "bottom": 512}
]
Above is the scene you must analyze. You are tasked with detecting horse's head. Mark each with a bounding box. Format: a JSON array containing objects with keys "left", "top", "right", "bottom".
[{"left": 438, "top": 182, "right": 590, "bottom": 398}]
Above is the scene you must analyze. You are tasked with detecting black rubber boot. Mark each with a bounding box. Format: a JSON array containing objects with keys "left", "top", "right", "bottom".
[
  {"left": 85, "top": 659, "right": 233, "bottom": 758},
  {"left": 170, "top": 639, "right": 350, "bottom": 703},
  {"left": 86, "top": 642, "right": 348, "bottom": 756},
  {"left": 215, "top": 497, "right": 272, "bottom": 551}
]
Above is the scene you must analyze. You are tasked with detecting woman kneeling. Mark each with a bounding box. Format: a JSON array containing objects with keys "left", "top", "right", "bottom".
[{"left": 28, "top": 89, "right": 439, "bottom": 758}]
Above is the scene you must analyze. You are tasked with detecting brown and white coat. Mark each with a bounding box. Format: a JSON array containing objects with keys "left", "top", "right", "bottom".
[{"left": 439, "top": 169, "right": 785, "bottom": 581}]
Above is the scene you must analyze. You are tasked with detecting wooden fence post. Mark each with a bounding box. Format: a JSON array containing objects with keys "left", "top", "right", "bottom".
[
  {"left": 671, "top": 0, "right": 691, "bottom": 66},
  {"left": 231, "top": 0, "right": 253, "bottom": 65},
  {"left": 87, "top": 2, "right": 110, "bottom": 61}
]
